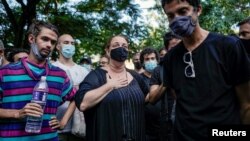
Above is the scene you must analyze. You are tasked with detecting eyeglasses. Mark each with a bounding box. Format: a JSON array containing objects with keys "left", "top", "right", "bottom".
[
  {"left": 99, "top": 61, "right": 108, "bottom": 64},
  {"left": 183, "top": 52, "right": 195, "bottom": 78}
]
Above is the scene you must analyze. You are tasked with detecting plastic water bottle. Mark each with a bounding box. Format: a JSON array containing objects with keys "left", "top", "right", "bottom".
[{"left": 25, "top": 76, "right": 48, "bottom": 133}]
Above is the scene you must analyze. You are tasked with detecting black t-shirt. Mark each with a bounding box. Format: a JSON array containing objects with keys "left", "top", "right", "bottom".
[
  {"left": 141, "top": 73, "right": 161, "bottom": 139},
  {"left": 163, "top": 33, "right": 250, "bottom": 141}
]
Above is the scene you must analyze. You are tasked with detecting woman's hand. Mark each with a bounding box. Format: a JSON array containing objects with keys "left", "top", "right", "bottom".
[{"left": 106, "top": 73, "right": 128, "bottom": 90}]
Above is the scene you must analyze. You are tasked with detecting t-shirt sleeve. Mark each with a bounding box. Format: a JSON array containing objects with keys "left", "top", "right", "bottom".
[
  {"left": 226, "top": 37, "right": 250, "bottom": 85},
  {"left": 150, "top": 66, "right": 161, "bottom": 86},
  {"left": 74, "top": 70, "right": 104, "bottom": 110}
]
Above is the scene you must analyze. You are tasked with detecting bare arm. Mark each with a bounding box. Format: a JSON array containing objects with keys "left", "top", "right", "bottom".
[
  {"left": 148, "top": 84, "right": 166, "bottom": 104},
  {"left": 80, "top": 74, "right": 128, "bottom": 111},
  {"left": 236, "top": 80, "right": 250, "bottom": 124},
  {"left": 0, "top": 103, "right": 43, "bottom": 119},
  {"left": 59, "top": 101, "right": 76, "bottom": 129}
]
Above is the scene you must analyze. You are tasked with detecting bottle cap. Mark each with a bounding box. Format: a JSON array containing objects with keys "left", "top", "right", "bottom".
[{"left": 41, "top": 76, "right": 47, "bottom": 81}]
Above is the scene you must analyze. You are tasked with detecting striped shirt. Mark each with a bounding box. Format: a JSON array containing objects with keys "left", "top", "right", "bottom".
[{"left": 0, "top": 58, "right": 75, "bottom": 141}]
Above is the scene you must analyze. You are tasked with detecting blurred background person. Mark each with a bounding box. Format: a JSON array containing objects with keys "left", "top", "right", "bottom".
[
  {"left": 8, "top": 48, "right": 29, "bottom": 63},
  {"left": 139, "top": 47, "right": 161, "bottom": 141},
  {"left": 79, "top": 56, "right": 92, "bottom": 71},
  {"left": 99, "top": 54, "right": 109, "bottom": 67},
  {"left": 53, "top": 34, "right": 89, "bottom": 141},
  {"left": 163, "top": 32, "right": 181, "bottom": 51},
  {"left": 0, "top": 40, "right": 10, "bottom": 67},
  {"left": 132, "top": 52, "right": 144, "bottom": 74}
]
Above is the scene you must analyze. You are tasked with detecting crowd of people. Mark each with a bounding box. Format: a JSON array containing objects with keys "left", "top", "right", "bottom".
[{"left": 0, "top": 0, "right": 249, "bottom": 141}]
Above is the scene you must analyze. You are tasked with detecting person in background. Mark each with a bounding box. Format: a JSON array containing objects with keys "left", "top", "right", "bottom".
[
  {"left": 139, "top": 47, "right": 161, "bottom": 141},
  {"left": 159, "top": 47, "right": 167, "bottom": 59},
  {"left": 148, "top": 32, "right": 180, "bottom": 141},
  {"left": 161, "top": 0, "right": 250, "bottom": 140},
  {"left": 159, "top": 32, "right": 181, "bottom": 63},
  {"left": 163, "top": 32, "right": 181, "bottom": 51},
  {"left": 149, "top": 31, "right": 181, "bottom": 120},
  {"left": 99, "top": 54, "right": 109, "bottom": 67},
  {"left": 0, "top": 40, "right": 10, "bottom": 67},
  {"left": 0, "top": 20, "right": 76, "bottom": 141},
  {"left": 132, "top": 52, "right": 144, "bottom": 74},
  {"left": 238, "top": 17, "right": 250, "bottom": 56},
  {"left": 79, "top": 56, "right": 92, "bottom": 71},
  {"left": 8, "top": 48, "right": 29, "bottom": 63},
  {"left": 53, "top": 34, "right": 89, "bottom": 141},
  {"left": 75, "top": 34, "right": 148, "bottom": 141}
]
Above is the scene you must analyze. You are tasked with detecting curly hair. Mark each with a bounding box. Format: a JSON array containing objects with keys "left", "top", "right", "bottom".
[{"left": 139, "top": 47, "right": 159, "bottom": 65}]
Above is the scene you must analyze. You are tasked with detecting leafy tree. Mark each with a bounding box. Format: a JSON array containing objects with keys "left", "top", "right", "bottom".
[{"left": 0, "top": 0, "right": 148, "bottom": 61}]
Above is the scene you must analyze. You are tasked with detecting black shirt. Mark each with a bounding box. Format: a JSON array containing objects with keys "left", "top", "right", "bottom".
[{"left": 163, "top": 33, "right": 250, "bottom": 141}]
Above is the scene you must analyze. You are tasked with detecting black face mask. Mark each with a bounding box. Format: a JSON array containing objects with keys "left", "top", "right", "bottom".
[
  {"left": 134, "top": 62, "right": 142, "bottom": 70},
  {"left": 110, "top": 47, "right": 128, "bottom": 62},
  {"left": 159, "top": 57, "right": 165, "bottom": 63},
  {"left": 240, "top": 38, "right": 250, "bottom": 55}
]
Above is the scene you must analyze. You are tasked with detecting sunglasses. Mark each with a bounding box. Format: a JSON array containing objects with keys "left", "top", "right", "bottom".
[{"left": 183, "top": 52, "right": 195, "bottom": 78}]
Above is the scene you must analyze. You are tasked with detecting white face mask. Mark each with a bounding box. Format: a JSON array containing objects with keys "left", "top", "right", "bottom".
[
  {"left": 31, "top": 43, "right": 44, "bottom": 60},
  {"left": 0, "top": 56, "right": 3, "bottom": 67}
]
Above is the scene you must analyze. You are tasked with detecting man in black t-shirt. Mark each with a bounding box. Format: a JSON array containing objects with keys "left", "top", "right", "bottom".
[
  {"left": 161, "top": 0, "right": 250, "bottom": 141},
  {"left": 139, "top": 47, "right": 161, "bottom": 141}
]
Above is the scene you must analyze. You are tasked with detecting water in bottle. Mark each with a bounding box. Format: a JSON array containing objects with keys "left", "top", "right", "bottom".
[{"left": 25, "top": 76, "right": 48, "bottom": 133}]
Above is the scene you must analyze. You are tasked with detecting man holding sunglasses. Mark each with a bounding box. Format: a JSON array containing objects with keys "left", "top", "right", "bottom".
[{"left": 161, "top": 0, "right": 250, "bottom": 141}]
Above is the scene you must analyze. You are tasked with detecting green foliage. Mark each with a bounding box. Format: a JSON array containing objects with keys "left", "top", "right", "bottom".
[
  {"left": 0, "top": 0, "right": 250, "bottom": 62},
  {"left": 200, "top": 0, "right": 250, "bottom": 34}
]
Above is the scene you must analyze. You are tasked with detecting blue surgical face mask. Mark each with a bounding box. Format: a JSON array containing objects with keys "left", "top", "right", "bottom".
[
  {"left": 144, "top": 60, "right": 157, "bottom": 73},
  {"left": 81, "top": 64, "right": 91, "bottom": 71},
  {"left": 169, "top": 16, "right": 196, "bottom": 38},
  {"left": 31, "top": 43, "right": 45, "bottom": 60},
  {"left": 61, "top": 45, "right": 75, "bottom": 58}
]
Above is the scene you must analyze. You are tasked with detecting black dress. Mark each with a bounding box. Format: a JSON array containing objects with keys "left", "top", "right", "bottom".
[{"left": 75, "top": 68, "right": 147, "bottom": 141}]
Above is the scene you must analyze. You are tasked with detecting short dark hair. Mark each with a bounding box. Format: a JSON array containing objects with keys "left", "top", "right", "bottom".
[
  {"left": 27, "top": 20, "right": 59, "bottom": 37},
  {"left": 163, "top": 32, "right": 179, "bottom": 50},
  {"left": 238, "top": 17, "right": 250, "bottom": 26},
  {"left": 161, "top": 0, "right": 200, "bottom": 9},
  {"left": 8, "top": 48, "right": 29, "bottom": 62},
  {"left": 140, "top": 47, "right": 159, "bottom": 65}
]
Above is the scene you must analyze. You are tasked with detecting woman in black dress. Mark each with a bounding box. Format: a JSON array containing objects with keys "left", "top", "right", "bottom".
[{"left": 75, "top": 35, "right": 148, "bottom": 141}]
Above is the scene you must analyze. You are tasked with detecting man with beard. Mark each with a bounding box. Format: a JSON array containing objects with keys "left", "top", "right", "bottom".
[
  {"left": 132, "top": 52, "right": 144, "bottom": 74},
  {"left": 0, "top": 20, "right": 76, "bottom": 141}
]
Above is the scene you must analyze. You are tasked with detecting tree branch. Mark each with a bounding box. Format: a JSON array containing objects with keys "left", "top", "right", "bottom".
[{"left": 1, "top": 0, "right": 17, "bottom": 30}]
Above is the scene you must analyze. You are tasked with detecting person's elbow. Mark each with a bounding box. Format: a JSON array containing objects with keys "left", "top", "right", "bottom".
[
  {"left": 80, "top": 100, "right": 89, "bottom": 111},
  {"left": 148, "top": 93, "right": 158, "bottom": 104}
]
